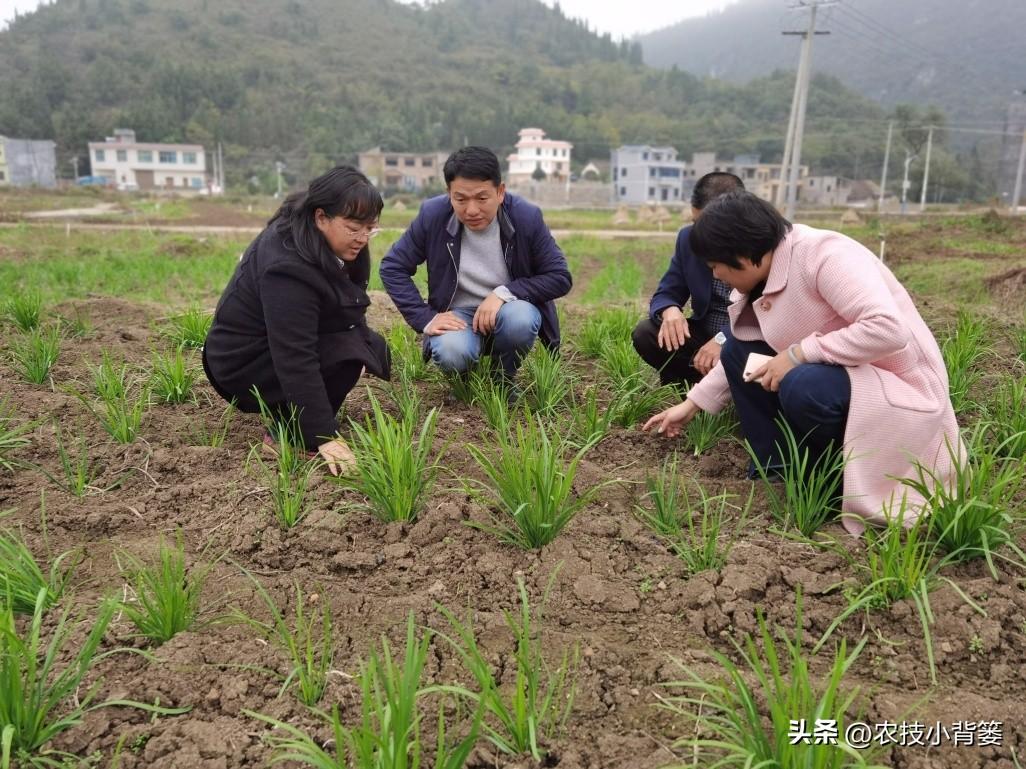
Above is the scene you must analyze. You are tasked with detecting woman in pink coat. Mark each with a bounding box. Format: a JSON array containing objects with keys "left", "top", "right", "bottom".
[{"left": 643, "top": 191, "right": 960, "bottom": 535}]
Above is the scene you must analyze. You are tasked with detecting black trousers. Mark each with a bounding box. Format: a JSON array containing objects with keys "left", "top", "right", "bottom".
[
  {"left": 631, "top": 317, "right": 715, "bottom": 388},
  {"left": 203, "top": 350, "right": 363, "bottom": 449}
]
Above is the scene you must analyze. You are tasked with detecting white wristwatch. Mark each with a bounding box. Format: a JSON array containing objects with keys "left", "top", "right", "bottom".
[{"left": 713, "top": 331, "right": 727, "bottom": 345}]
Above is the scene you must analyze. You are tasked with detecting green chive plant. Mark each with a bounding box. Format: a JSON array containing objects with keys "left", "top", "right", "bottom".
[
  {"left": 148, "top": 347, "right": 198, "bottom": 404},
  {"left": 4, "top": 291, "right": 43, "bottom": 332},
  {"left": 471, "top": 374, "right": 514, "bottom": 433},
  {"left": 0, "top": 523, "right": 72, "bottom": 615},
  {"left": 900, "top": 428, "right": 1026, "bottom": 578},
  {"left": 520, "top": 347, "right": 573, "bottom": 414},
  {"left": 635, "top": 455, "right": 751, "bottom": 575},
  {"left": 610, "top": 380, "right": 675, "bottom": 429},
  {"left": 48, "top": 424, "right": 107, "bottom": 497},
  {"left": 466, "top": 416, "right": 611, "bottom": 549},
  {"left": 163, "top": 307, "right": 212, "bottom": 349},
  {"left": 248, "top": 396, "right": 318, "bottom": 529},
  {"left": 576, "top": 307, "right": 636, "bottom": 359},
  {"left": 230, "top": 570, "right": 336, "bottom": 706},
  {"left": 744, "top": 418, "right": 847, "bottom": 538},
  {"left": 8, "top": 324, "right": 61, "bottom": 384},
  {"left": 337, "top": 392, "right": 441, "bottom": 523},
  {"left": 185, "top": 402, "right": 236, "bottom": 447},
  {"left": 566, "top": 387, "right": 615, "bottom": 447},
  {"left": 76, "top": 352, "right": 149, "bottom": 443},
  {"left": 0, "top": 401, "right": 31, "bottom": 474},
  {"left": 658, "top": 592, "right": 884, "bottom": 769},
  {"left": 0, "top": 590, "right": 189, "bottom": 769},
  {"left": 983, "top": 374, "right": 1026, "bottom": 459},
  {"left": 437, "top": 577, "right": 577, "bottom": 761},
  {"left": 598, "top": 337, "right": 644, "bottom": 391},
  {"left": 247, "top": 613, "right": 481, "bottom": 769},
  {"left": 685, "top": 407, "right": 739, "bottom": 455},
  {"left": 941, "top": 310, "right": 989, "bottom": 414},
  {"left": 116, "top": 532, "right": 214, "bottom": 646},
  {"left": 385, "top": 321, "right": 432, "bottom": 383}
]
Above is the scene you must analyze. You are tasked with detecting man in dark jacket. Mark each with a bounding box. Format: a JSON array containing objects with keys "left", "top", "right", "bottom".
[
  {"left": 380, "top": 146, "right": 571, "bottom": 382},
  {"left": 632, "top": 172, "right": 744, "bottom": 388}
]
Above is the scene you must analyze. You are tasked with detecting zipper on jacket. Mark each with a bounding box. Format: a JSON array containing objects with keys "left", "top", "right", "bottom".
[{"left": 445, "top": 240, "right": 459, "bottom": 311}]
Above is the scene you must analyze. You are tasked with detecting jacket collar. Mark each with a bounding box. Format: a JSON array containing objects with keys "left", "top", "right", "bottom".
[
  {"left": 762, "top": 224, "right": 797, "bottom": 295},
  {"left": 444, "top": 197, "right": 517, "bottom": 241}
]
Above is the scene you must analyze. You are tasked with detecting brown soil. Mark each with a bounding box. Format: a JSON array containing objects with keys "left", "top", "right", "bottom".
[{"left": 2, "top": 286, "right": 1025, "bottom": 768}]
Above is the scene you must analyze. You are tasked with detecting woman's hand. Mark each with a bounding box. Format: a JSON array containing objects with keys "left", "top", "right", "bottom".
[
  {"left": 642, "top": 399, "right": 700, "bottom": 438},
  {"left": 752, "top": 346, "right": 802, "bottom": 392},
  {"left": 318, "top": 437, "right": 357, "bottom": 476}
]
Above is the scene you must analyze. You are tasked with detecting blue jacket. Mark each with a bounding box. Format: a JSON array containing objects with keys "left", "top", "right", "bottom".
[
  {"left": 649, "top": 225, "right": 718, "bottom": 324},
  {"left": 380, "top": 193, "right": 572, "bottom": 349}
]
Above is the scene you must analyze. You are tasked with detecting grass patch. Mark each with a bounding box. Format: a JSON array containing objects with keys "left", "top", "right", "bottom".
[
  {"left": 338, "top": 391, "right": 441, "bottom": 523},
  {"left": 75, "top": 353, "right": 149, "bottom": 444},
  {"left": 520, "top": 346, "right": 573, "bottom": 415},
  {"left": 162, "top": 308, "right": 212, "bottom": 349},
  {"left": 574, "top": 306, "right": 637, "bottom": 359},
  {"left": 0, "top": 521, "right": 73, "bottom": 615},
  {"left": 685, "top": 407, "right": 738, "bottom": 455},
  {"left": 149, "top": 347, "right": 198, "bottom": 404},
  {"left": 0, "top": 401, "right": 32, "bottom": 474},
  {"left": 8, "top": 324, "right": 61, "bottom": 385},
  {"left": 466, "top": 416, "right": 612, "bottom": 549},
  {"left": 3, "top": 291, "right": 43, "bottom": 332},
  {"left": 247, "top": 401, "right": 318, "bottom": 530},
  {"left": 940, "top": 310, "right": 990, "bottom": 414}
]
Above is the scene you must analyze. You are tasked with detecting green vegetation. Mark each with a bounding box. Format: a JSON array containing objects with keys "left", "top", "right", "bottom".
[
  {"left": 574, "top": 306, "right": 638, "bottom": 359},
  {"left": 248, "top": 400, "right": 317, "bottom": 530},
  {"left": 660, "top": 592, "right": 880, "bottom": 769},
  {"left": 0, "top": 590, "right": 189, "bottom": 768},
  {"left": 0, "top": 402, "right": 32, "bottom": 474},
  {"left": 685, "top": 407, "right": 739, "bottom": 455},
  {"left": 438, "top": 577, "right": 577, "bottom": 761},
  {"left": 231, "top": 572, "right": 335, "bottom": 707},
  {"left": 338, "top": 393, "right": 442, "bottom": 523},
  {"left": 185, "top": 402, "right": 236, "bottom": 448},
  {"left": 520, "top": 347, "right": 573, "bottom": 414},
  {"left": 635, "top": 456, "right": 750, "bottom": 574},
  {"left": 3, "top": 291, "right": 43, "bottom": 332},
  {"left": 983, "top": 374, "right": 1026, "bottom": 460},
  {"left": 466, "top": 416, "right": 611, "bottom": 549},
  {"left": 248, "top": 613, "right": 479, "bottom": 769},
  {"left": 0, "top": 524, "right": 71, "bottom": 615},
  {"left": 162, "top": 308, "right": 212, "bottom": 350},
  {"left": 48, "top": 424, "right": 106, "bottom": 497},
  {"left": 940, "top": 310, "right": 990, "bottom": 414},
  {"left": 8, "top": 324, "right": 61, "bottom": 385},
  {"left": 117, "top": 533, "right": 212, "bottom": 646},
  {"left": 745, "top": 419, "right": 847, "bottom": 538},
  {"left": 76, "top": 353, "right": 149, "bottom": 444},
  {"left": 149, "top": 347, "right": 198, "bottom": 404}
]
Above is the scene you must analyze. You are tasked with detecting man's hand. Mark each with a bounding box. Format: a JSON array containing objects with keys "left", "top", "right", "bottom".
[
  {"left": 472, "top": 292, "right": 505, "bottom": 334},
  {"left": 425, "top": 311, "right": 468, "bottom": 336},
  {"left": 642, "top": 399, "right": 700, "bottom": 438},
  {"left": 318, "top": 437, "right": 356, "bottom": 476},
  {"left": 657, "top": 306, "right": 690, "bottom": 351},
  {"left": 751, "top": 347, "right": 801, "bottom": 393},
  {"left": 692, "top": 338, "right": 722, "bottom": 376}
]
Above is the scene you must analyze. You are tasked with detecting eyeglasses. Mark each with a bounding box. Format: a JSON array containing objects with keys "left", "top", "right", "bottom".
[{"left": 340, "top": 220, "right": 381, "bottom": 240}]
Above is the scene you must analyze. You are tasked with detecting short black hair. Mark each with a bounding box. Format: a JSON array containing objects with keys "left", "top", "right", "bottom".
[
  {"left": 691, "top": 171, "right": 745, "bottom": 210},
  {"left": 443, "top": 146, "right": 502, "bottom": 187},
  {"left": 688, "top": 191, "right": 792, "bottom": 269}
]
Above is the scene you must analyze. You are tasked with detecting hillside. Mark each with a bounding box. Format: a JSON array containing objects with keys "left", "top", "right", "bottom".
[{"left": 640, "top": 0, "right": 1025, "bottom": 125}]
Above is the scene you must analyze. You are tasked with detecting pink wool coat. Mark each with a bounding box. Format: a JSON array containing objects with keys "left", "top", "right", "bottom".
[{"left": 686, "top": 224, "right": 961, "bottom": 535}]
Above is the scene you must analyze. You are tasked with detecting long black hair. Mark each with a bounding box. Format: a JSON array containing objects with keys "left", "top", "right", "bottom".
[{"left": 269, "top": 165, "right": 383, "bottom": 286}]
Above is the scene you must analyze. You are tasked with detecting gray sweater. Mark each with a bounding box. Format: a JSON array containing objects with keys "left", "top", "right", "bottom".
[{"left": 451, "top": 217, "right": 511, "bottom": 309}]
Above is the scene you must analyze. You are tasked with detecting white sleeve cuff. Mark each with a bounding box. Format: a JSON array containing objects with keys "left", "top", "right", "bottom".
[{"left": 494, "top": 286, "right": 516, "bottom": 303}]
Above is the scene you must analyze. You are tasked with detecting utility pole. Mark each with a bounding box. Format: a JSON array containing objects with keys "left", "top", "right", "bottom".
[
  {"left": 275, "top": 161, "right": 285, "bottom": 199},
  {"left": 70, "top": 155, "right": 79, "bottom": 181},
  {"left": 900, "top": 150, "right": 916, "bottom": 215},
  {"left": 782, "top": 1, "right": 834, "bottom": 220},
  {"left": 776, "top": 54, "right": 803, "bottom": 207},
  {"left": 1011, "top": 129, "right": 1026, "bottom": 215},
  {"left": 217, "top": 142, "right": 225, "bottom": 193},
  {"left": 919, "top": 125, "right": 934, "bottom": 212},
  {"left": 878, "top": 121, "right": 892, "bottom": 213}
]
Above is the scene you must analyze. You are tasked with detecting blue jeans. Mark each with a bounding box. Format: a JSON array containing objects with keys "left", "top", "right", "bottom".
[
  {"left": 720, "top": 334, "right": 851, "bottom": 477},
  {"left": 427, "top": 301, "right": 542, "bottom": 377}
]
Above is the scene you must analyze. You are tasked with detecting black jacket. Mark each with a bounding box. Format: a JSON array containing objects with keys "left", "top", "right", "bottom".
[{"left": 204, "top": 221, "right": 390, "bottom": 446}]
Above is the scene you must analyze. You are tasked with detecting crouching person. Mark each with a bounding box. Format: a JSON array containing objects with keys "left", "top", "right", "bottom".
[
  {"left": 379, "top": 146, "right": 571, "bottom": 388},
  {"left": 643, "top": 191, "right": 961, "bottom": 535},
  {"left": 203, "top": 166, "right": 391, "bottom": 475}
]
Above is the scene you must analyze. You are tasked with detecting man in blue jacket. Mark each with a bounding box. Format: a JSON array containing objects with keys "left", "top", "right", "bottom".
[
  {"left": 632, "top": 172, "right": 744, "bottom": 388},
  {"left": 380, "top": 146, "right": 571, "bottom": 384}
]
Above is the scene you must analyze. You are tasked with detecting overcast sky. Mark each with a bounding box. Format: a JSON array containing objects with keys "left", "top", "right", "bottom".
[{"left": 1, "top": 0, "right": 738, "bottom": 37}]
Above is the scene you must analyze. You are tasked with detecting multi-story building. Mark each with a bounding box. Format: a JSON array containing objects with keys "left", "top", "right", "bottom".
[
  {"left": 803, "top": 175, "right": 852, "bottom": 207},
  {"left": 610, "top": 145, "right": 687, "bottom": 204},
  {"left": 357, "top": 148, "right": 449, "bottom": 192},
  {"left": 506, "top": 128, "right": 572, "bottom": 184},
  {"left": 88, "top": 129, "right": 208, "bottom": 192},
  {"left": 687, "top": 152, "right": 808, "bottom": 202},
  {"left": 0, "top": 135, "right": 57, "bottom": 187}
]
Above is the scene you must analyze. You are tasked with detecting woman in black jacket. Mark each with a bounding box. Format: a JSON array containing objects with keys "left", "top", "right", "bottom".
[{"left": 203, "top": 166, "right": 390, "bottom": 474}]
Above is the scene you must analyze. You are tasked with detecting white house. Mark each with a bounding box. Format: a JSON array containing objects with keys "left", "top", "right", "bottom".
[
  {"left": 506, "top": 127, "right": 572, "bottom": 184},
  {"left": 88, "top": 129, "right": 208, "bottom": 192},
  {"left": 611, "top": 145, "right": 687, "bottom": 205}
]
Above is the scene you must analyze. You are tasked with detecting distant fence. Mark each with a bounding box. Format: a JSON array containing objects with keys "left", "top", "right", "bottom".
[{"left": 507, "top": 181, "right": 612, "bottom": 208}]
